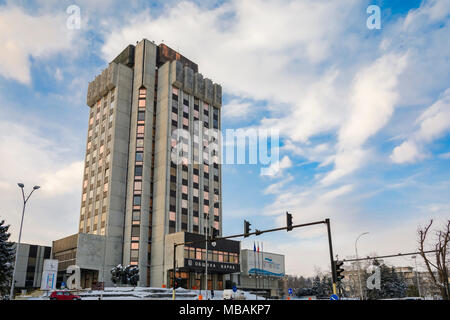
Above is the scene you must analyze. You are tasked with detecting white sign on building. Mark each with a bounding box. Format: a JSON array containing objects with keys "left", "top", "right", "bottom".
[
  {"left": 244, "top": 250, "right": 285, "bottom": 277},
  {"left": 40, "top": 259, "right": 59, "bottom": 290}
]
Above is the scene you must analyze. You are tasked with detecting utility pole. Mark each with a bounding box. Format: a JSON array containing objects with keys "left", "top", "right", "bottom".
[
  {"left": 325, "top": 219, "right": 337, "bottom": 295},
  {"left": 355, "top": 232, "right": 369, "bottom": 300},
  {"left": 412, "top": 255, "right": 422, "bottom": 297},
  {"left": 10, "top": 183, "right": 40, "bottom": 300},
  {"left": 172, "top": 243, "right": 176, "bottom": 300},
  {"left": 205, "top": 214, "right": 209, "bottom": 300}
]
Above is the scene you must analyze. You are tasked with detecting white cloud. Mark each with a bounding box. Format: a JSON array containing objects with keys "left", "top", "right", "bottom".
[
  {"left": 403, "top": 0, "right": 450, "bottom": 29},
  {"left": 0, "top": 6, "right": 71, "bottom": 84},
  {"left": 391, "top": 88, "right": 450, "bottom": 164},
  {"left": 320, "top": 53, "right": 408, "bottom": 185},
  {"left": 263, "top": 174, "right": 294, "bottom": 195},
  {"left": 55, "top": 68, "right": 64, "bottom": 81},
  {"left": 261, "top": 155, "right": 292, "bottom": 178},
  {"left": 439, "top": 152, "right": 450, "bottom": 159},
  {"left": 39, "top": 161, "right": 84, "bottom": 197},
  {"left": 320, "top": 184, "right": 354, "bottom": 201},
  {"left": 0, "top": 108, "right": 82, "bottom": 245},
  {"left": 391, "top": 140, "right": 423, "bottom": 164},
  {"left": 222, "top": 99, "right": 253, "bottom": 119},
  {"left": 0, "top": 6, "right": 74, "bottom": 84}
]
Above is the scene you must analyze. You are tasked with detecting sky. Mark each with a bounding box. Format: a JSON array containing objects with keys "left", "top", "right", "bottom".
[{"left": 0, "top": 0, "right": 449, "bottom": 277}]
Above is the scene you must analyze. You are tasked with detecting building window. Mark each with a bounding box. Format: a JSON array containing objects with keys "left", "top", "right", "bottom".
[
  {"left": 130, "top": 249, "right": 139, "bottom": 260},
  {"left": 136, "top": 152, "right": 143, "bottom": 162},
  {"left": 138, "top": 111, "right": 146, "bottom": 121},
  {"left": 135, "top": 166, "right": 143, "bottom": 177},
  {"left": 133, "top": 196, "right": 141, "bottom": 206},
  {"left": 134, "top": 181, "right": 142, "bottom": 191},
  {"left": 131, "top": 226, "right": 140, "bottom": 238}
]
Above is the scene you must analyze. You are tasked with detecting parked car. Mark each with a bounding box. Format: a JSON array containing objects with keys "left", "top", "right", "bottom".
[{"left": 49, "top": 291, "right": 81, "bottom": 300}]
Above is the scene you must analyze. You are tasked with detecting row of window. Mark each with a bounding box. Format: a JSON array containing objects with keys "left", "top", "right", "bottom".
[
  {"left": 171, "top": 87, "right": 220, "bottom": 131},
  {"left": 129, "top": 88, "right": 149, "bottom": 263},
  {"left": 184, "top": 246, "right": 239, "bottom": 264},
  {"left": 81, "top": 91, "right": 116, "bottom": 235}
]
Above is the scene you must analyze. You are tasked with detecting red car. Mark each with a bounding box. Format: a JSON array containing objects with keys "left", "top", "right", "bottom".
[{"left": 49, "top": 291, "right": 81, "bottom": 300}]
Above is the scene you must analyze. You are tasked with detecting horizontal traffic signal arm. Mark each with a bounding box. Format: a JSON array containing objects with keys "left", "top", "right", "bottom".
[
  {"left": 212, "top": 220, "right": 327, "bottom": 242},
  {"left": 172, "top": 220, "right": 328, "bottom": 248}
]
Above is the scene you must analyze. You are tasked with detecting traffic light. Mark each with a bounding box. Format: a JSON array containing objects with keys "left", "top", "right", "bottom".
[
  {"left": 244, "top": 220, "right": 251, "bottom": 237},
  {"left": 334, "top": 260, "right": 345, "bottom": 282},
  {"left": 174, "top": 277, "right": 182, "bottom": 289},
  {"left": 286, "top": 212, "right": 293, "bottom": 231},
  {"left": 211, "top": 227, "right": 219, "bottom": 239}
]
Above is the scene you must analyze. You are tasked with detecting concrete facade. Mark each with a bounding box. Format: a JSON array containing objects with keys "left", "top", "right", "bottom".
[
  {"left": 52, "top": 233, "right": 109, "bottom": 288},
  {"left": 10, "top": 243, "right": 51, "bottom": 289},
  {"left": 76, "top": 39, "right": 222, "bottom": 288}
]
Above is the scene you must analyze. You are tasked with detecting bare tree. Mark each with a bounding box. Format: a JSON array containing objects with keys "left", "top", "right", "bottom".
[{"left": 418, "top": 219, "right": 450, "bottom": 300}]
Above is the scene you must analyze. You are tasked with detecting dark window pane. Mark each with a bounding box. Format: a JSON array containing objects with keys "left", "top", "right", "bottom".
[
  {"left": 28, "top": 245, "right": 38, "bottom": 258},
  {"left": 131, "top": 226, "right": 140, "bottom": 237}
]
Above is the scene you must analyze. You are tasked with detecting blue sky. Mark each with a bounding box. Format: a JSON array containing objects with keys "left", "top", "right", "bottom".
[{"left": 0, "top": 0, "right": 449, "bottom": 276}]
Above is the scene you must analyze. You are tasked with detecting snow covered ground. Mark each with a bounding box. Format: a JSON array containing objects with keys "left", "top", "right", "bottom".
[{"left": 21, "top": 287, "right": 270, "bottom": 300}]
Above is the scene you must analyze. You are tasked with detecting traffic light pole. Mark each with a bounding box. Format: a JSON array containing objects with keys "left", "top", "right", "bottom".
[
  {"left": 172, "top": 243, "right": 177, "bottom": 300},
  {"left": 325, "top": 219, "right": 338, "bottom": 295},
  {"left": 170, "top": 217, "right": 338, "bottom": 299}
]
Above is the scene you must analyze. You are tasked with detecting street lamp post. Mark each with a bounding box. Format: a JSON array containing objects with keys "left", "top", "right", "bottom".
[
  {"left": 355, "top": 232, "right": 369, "bottom": 301},
  {"left": 411, "top": 256, "right": 422, "bottom": 297},
  {"left": 10, "top": 183, "right": 40, "bottom": 300}
]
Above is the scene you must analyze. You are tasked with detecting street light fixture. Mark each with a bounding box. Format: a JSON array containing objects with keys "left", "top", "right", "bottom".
[
  {"left": 10, "top": 183, "right": 40, "bottom": 300},
  {"left": 355, "top": 232, "right": 369, "bottom": 301}
]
